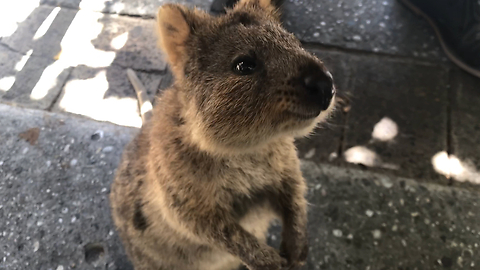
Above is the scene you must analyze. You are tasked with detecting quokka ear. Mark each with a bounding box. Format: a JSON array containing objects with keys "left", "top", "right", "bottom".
[
  {"left": 156, "top": 4, "right": 207, "bottom": 76},
  {"left": 234, "top": 0, "right": 280, "bottom": 20}
]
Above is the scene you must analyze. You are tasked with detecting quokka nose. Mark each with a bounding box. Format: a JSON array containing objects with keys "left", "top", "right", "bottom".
[{"left": 302, "top": 73, "right": 334, "bottom": 111}]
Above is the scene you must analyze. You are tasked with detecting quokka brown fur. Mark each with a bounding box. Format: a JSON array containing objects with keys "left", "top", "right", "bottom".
[{"left": 109, "top": 0, "right": 336, "bottom": 269}]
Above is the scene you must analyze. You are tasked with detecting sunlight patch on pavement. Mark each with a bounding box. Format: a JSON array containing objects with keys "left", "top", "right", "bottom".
[
  {"left": 15, "top": 49, "right": 33, "bottom": 71},
  {"left": 372, "top": 117, "right": 398, "bottom": 141},
  {"left": 33, "top": 7, "right": 61, "bottom": 40},
  {"left": 30, "top": 60, "right": 69, "bottom": 100},
  {"left": 344, "top": 146, "right": 399, "bottom": 170},
  {"left": 110, "top": 2, "right": 126, "bottom": 13},
  {"left": 344, "top": 116, "right": 400, "bottom": 170},
  {"left": 345, "top": 146, "right": 379, "bottom": 167},
  {"left": 0, "top": 0, "right": 40, "bottom": 38},
  {"left": 58, "top": 70, "right": 142, "bottom": 128},
  {"left": 59, "top": 10, "right": 115, "bottom": 68},
  {"left": 110, "top": 32, "right": 129, "bottom": 50},
  {"left": 50, "top": 9, "right": 145, "bottom": 127},
  {"left": 0, "top": 76, "right": 16, "bottom": 92},
  {"left": 432, "top": 151, "right": 480, "bottom": 184},
  {"left": 31, "top": 10, "right": 116, "bottom": 100}
]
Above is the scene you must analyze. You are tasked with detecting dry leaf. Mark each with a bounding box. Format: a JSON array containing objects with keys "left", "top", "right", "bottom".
[{"left": 19, "top": 128, "right": 40, "bottom": 145}]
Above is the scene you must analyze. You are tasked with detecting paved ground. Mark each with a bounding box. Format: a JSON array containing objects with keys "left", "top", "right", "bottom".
[{"left": 1, "top": 0, "right": 480, "bottom": 269}]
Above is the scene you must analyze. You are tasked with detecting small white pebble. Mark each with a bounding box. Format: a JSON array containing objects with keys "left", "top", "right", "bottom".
[
  {"left": 271, "top": 235, "right": 277, "bottom": 241},
  {"left": 22, "top": 148, "right": 29, "bottom": 154},
  {"left": 372, "top": 230, "right": 382, "bottom": 239},
  {"left": 0, "top": 161, "right": 3, "bottom": 166},
  {"left": 315, "top": 184, "right": 322, "bottom": 190},
  {"left": 33, "top": 241, "right": 39, "bottom": 252},
  {"left": 392, "top": 225, "right": 398, "bottom": 232},
  {"left": 71, "top": 216, "right": 76, "bottom": 223},
  {"left": 332, "top": 229, "right": 343, "bottom": 237},
  {"left": 103, "top": 146, "right": 114, "bottom": 153},
  {"left": 61, "top": 208, "right": 68, "bottom": 214},
  {"left": 347, "top": 234, "right": 353, "bottom": 239},
  {"left": 366, "top": 210, "right": 374, "bottom": 217},
  {"left": 352, "top": 35, "right": 362, "bottom": 42},
  {"left": 380, "top": 177, "right": 393, "bottom": 188},
  {"left": 304, "top": 148, "right": 316, "bottom": 159},
  {"left": 328, "top": 152, "right": 338, "bottom": 161},
  {"left": 64, "top": 144, "right": 70, "bottom": 152},
  {"left": 101, "top": 188, "right": 107, "bottom": 193},
  {"left": 70, "top": 159, "right": 77, "bottom": 167},
  {"left": 313, "top": 32, "right": 320, "bottom": 38},
  {"left": 46, "top": 160, "right": 51, "bottom": 167},
  {"left": 401, "top": 239, "right": 407, "bottom": 247},
  {"left": 58, "top": 218, "right": 63, "bottom": 224},
  {"left": 57, "top": 265, "right": 64, "bottom": 270}
]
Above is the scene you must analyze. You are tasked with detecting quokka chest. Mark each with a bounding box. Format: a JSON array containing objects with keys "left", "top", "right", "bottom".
[
  {"left": 221, "top": 154, "right": 288, "bottom": 189},
  {"left": 219, "top": 155, "right": 290, "bottom": 218}
]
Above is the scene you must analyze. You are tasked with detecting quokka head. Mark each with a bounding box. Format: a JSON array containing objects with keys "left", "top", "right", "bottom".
[{"left": 157, "top": 0, "right": 336, "bottom": 153}]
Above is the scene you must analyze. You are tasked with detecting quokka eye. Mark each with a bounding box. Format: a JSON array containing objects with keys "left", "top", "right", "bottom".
[{"left": 232, "top": 56, "right": 257, "bottom": 75}]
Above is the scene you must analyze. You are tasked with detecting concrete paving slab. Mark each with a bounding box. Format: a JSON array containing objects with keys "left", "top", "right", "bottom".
[
  {"left": 41, "top": 0, "right": 82, "bottom": 10},
  {"left": 0, "top": 7, "right": 166, "bottom": 111},
  {"left": 450, "top": 69, "right": 480, "bottom": 185},
  {"left": 2, "top": 6, "right": 166, "bottom": 72},
  {"left": 0, "top": 45, "right": 72, "bottom": 110},
  {"left": 52, "top": 64, "right": 164, "bottom": 128},
  {"left": 284, "top": 161, "right": 480, "bottom": 270},
  {"left": 41, "top": 0, "right": 445, "bottom": 61},
  {"left": 2, "top": 104, "right": 480, "bottom": 270},
  {"left": 41, "top": 0, "right": 213, "bottom": 16},
  {"left": 91, "top": 13, "right": 167, "bottom": 72},
  {"left": 0, "top": 46, "right": 25, "bottom": 97},
  {"left": 1, "top": 6, "right": 76, "bottom": 59},
  {"left": 342, "top": 55, "right": 449, "bottom": 182},
  {"left": 282, "top": 0, "right": 443, "bottom": 60},
  {"left": 0, "top": 103, "right": 137, "bottom": 270}
]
